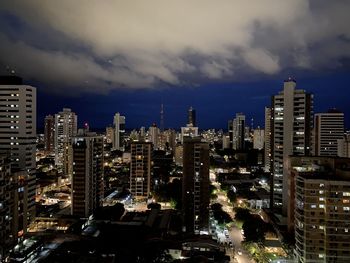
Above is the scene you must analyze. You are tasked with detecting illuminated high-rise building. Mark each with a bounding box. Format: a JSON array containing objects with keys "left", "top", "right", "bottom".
[
  {"left": 314, "top": 110, "right": 344, "bottom": 156},
  {"left": 253, "top": 127, "right": 265, "bottom": 150},
  {"left": 264, "top": 107, "right": 272, "bottom": 173},
  {"left": 229, "top": 113, "right": 245, "bottom": 150},
  {"left": 288, "top": 156, "right": 350, "bottom": 263},
  {"left": 188, "top": 106, "right": 196, "bottom": 127},
  {"left": 105, "top": 126, "right": 114, "bottom": 144},
  {"left": 44, "top": 114, "right": 55, "bottom": 154},
  {"left": 182, "top": 137, "right": 210, "bottom": 234},
  {"left": 130, "top": 142, "right": 152, "bottom": 198},
  {"left": 149, "top": 123, "right": 159, "bottom": 149},
  {"left": 0, "top": 76, "right": 36, "bottom": 228},
  {"left": 55, "top": 108, "right": 77, "bottom": 177},
  {"left": 0, "top": 154, "right": 13, "bottom": 260},
  {"left": 271, "top": 78, "right": 313, "bottom": 215},
  {"left": 71, "top": 131, "right": 104, "bottom": 217},
  {"left": 113, "top": 112, "right": 125, "bottom": 151}
]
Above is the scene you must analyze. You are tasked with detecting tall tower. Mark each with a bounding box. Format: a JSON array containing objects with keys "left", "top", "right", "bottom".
[
  {"left": 253, "top": 127, "right": 265, "bottom": 150},
  {"left": 182, "top": 137, "right": 210, "bottom": 234},
  {"left": 264, "top": 107, "right": 272, "bottom": 173},
  {"left": 230, "top": 113, "right": 246, "bottom": 150},
  {"left": 314, "top": 109, "right": 344, "bottom": 156},
  {"left": 149, "top": 123, "right": 159, "bottom": 149},
  {"left": 71, "top": 131, "right": 104, "bottom": 218},
  {"left": 188, "top": 106, "right": 196, "bottom": 127},
  {"left": 44, "top": 114, "right": 55, "bottom": 154},
  {"left": 271, "top": 78, "right": 313, "bottom": 215},
  {"left": 0, "top": 76, "right": 37, "bottom": 225},
  {"left": 113, "top": 112, "right": 126, "bottom": 151},
  {"left": 130, "top": 142, "right": 152, "bottom": 198},
  {"left": 55, "top": 108, "right": 77, "bottom": 176}
]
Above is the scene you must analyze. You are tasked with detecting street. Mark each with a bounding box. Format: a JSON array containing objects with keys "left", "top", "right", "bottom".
[{"left": 212, "top": 181, "right": 255, "bottom": 263}]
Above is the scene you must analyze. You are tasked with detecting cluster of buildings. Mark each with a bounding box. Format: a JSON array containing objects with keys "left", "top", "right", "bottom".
[
  {"left": 264, "top": 79, "right": 350, "bottom": 263},
  {"left": 0, "top": 75, "right": 212, "bottom": 261},
  {"left": 1, "top": 74, "right": 350, "bottom": 262},
  {"left": 220, "top": 78, "right": 350, "bottom": 262}
]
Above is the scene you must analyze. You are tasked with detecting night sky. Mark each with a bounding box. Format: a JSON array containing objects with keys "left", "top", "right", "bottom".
[{"left": 0, "top": 1, "right": 349, "bottom": 130}]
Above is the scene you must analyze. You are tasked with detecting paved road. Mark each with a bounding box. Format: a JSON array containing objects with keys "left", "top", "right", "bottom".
[{"left": 213, "top": 183, "right": 255, "bottom": 263}]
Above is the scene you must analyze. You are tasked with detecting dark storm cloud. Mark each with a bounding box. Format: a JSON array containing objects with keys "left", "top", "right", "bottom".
[{"left": 0, "top": 0, "right": 349, "bottom": 94}]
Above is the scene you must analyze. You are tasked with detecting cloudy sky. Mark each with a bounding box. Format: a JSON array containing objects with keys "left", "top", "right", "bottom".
[{"left": 0, "top": 0, "right": 349, "bottom": 129}]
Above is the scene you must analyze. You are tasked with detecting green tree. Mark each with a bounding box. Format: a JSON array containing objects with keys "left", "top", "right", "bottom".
[
  {"left": 242, "top": 215, "right": 267, "bottom": 242},
  {"left": 211, "top": 203, "right": 233, "bottom": 225},
  {"left": 147, "top": 202, "right": 161, "bottom": 210},
  {"left": 227, "top": 190, "right": 237, "bottom": 203},
  {"left": 234, "top": 207, "right": 251, "bottom": 222}
]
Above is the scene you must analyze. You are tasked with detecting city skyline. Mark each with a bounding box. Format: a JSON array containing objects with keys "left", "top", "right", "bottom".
[
  {"left": 1, "top": 1, "right": 350, "bottom": 262},
  {"left": 0, "top": 1, "right": 349, "bottom": 130},
  {"left": 33, "top": 75, "right": 349, "bottom": 131}
]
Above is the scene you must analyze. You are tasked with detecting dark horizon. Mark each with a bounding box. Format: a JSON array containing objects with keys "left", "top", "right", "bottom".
[{"left": 34, "top": 72, "right": 350, "bottom": 132}]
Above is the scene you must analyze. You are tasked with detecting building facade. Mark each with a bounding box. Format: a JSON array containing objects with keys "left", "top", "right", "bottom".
[
  {"left": 338, "top": 134, "right": 350, "bottom": 157},
  {"left": 71, "top": 132, "right": 104, "bottom": 218},
  {"left": 188, "top": 106, "right": 196, "bottom": 127},
  {"left": 314, "top": 110, "right": 344, "bottom": 156},
  {"left": 253, "top": 127, "right": 265, "bottom": 150},
  {"left": 54, "top": 108, "right": 77, "bottom": 177},
  {"left": 130, "top": 142, "right": 152, "bottom": 198},
  {"left": 149, "top": 124, "right": 159, "bottom": 149},
  {"left": 44, "top": 114, "right": 55, "bottom": 154},
  {"left": 271, "top": 79, "right": 313, "bottom": 215},
  {"left": 264, "top": 107, "right": 272, "bottom": 173},
  {"left": 113, "top": 113, "right": 125, "bottom": 151},
  {"left": 182, "top": 137, "right": 210, "bottom": 234},
  {"left": 289, "top": 157, "right": 350, "bottom": 263},
  {"left": 229, "top": 113, "right": 246, "bottom": 150},
  {"left": 0, "top": 154, "right": 13, "bottom": 261},
  {"left": 0, "top": 76, "right": 36, "bottom": 228}
]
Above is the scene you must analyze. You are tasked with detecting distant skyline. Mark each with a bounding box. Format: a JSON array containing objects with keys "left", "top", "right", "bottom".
[
  {"left": 0, "top": 1, "right": 349, "bottom": 130},
  {"left": 33, "top": 72, "right": 350, "bottom": 131}
]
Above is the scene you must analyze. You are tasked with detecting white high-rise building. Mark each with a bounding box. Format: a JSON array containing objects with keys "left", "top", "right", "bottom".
[
  {"left": 271, "top": 79, "right": 313, "bottom": 215},
  {"left": 0, "top": 76, "right": 36, "bottom": 171},
  {"left": 113, "top": 112, "right": 125, "bottom": 151},
  {"left": 253, "top": 127, "right": 265, "bottom": 150},
  {"left": 149, "top": 124, "right": 159, "bottom": 149},
  {"left": 229, "top": 113, "right": 245, "bottom": 150},
  {"left": 314, "top": 110, "right": 344, "bottom": 156},
  {"left": 55, "top": 108, "right": 77, "bottom": 176},
  {"left": 0, "top": 76, "right": 37, "bottom": 223}
]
